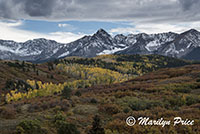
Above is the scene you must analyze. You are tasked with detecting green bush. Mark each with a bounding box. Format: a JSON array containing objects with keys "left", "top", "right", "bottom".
[
  {"left": 75, "top": 90, "right": 82, "bottom": 97},
  {"left": 128, "top": 99, "right": 155, "bottom": 111},
  {"left": 53, "top": 112, "right": 66, "bottom": 127},
  {"left": 99, "top": 104, "right": 121, "bottom": 115},
  {"left": 53, "top": 112, "right": 80, "bottom": 134},
  {"left": 170, "top": 83, "right": 199, "bottom": 93},
  {"left": 73, "top": 105, "right": 98, "bottom": 115},
  {"left": 16, "top": 119, "right": 44, "bottom": 134},
  {"left": 123, "top": 107, "right": 131, "bottom": 113},
  {"left": 57, "top": 121, "right": 80, "bottom": 134},
  {"left": 90, "top": 98, "right": 98, "bottom": 104},
  {"left": 186, "top": 95, "right": 200, "bottom": 106},
  {"left": 196, "top": 79, "right": 200, "bottom": 82},
  {"left": 174, "top": 88, "right": 192, "bottom": 93},
  {"left": 168, "top": 96, "right": 186, "bottom": 107},
  {"left": 117, "top": 96, "right": 162, "bottom": 111},
  {"left": 89, "top": 115, "right": 105, "bottom": 134},
  {"left": 62, "top": 86, "right": 72, "bottom": 99}
]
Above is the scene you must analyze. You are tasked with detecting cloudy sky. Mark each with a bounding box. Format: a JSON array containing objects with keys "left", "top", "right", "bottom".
[{"left": 0, "top": 0, "right": 200, "bottom": 43}]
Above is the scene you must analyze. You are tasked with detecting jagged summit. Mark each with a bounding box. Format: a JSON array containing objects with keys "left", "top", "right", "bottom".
[
  {"left": 186, "top": 28, "right": 199, "bottom": 33},
  {"left": 96, "top": 28, "right": 107, "bottom": 33},
  {"left": 181, "top": 28, "right": 199, "bottom": 36},
  {"left": 94, "top": 28, "right": 111, "bottom": 38}
]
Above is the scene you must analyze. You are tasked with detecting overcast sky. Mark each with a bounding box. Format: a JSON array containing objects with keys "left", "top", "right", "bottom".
[{"left": 0, "top": 0, "right": 200, "bottom": 43}]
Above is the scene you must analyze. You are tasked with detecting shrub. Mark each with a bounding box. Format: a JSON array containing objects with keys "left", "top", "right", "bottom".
[
  {"left": 53, "top": 112, "right": 79, "bottom": 134},
  {"left": 73, "top": 105, "right": 98, "bottom": 115},
  {"left": 90, "top": 98, "right": 98, "bottom": 104},
  {"left": 117, "top": 96, "right": 162, "bottom": 111},
  {"left": 16, "top": 119, "right": 43, "bottom": 134},
  {"left": 196, "top": 79, "right": 200, "bottom": 82},
  {"left": 129, "top": 99, "right": 148, "bottom": 111},
  {"left": 75, "top": 90, "right": 82, "bottom": 97},
  {"left": 141, "top": 127, "right": 161, "bottom": 134},
  {"left": 168, "top": 96, "right": 186, "bottom": 107},
  {"left": 176, "top": 126, "right": 193, "bottom": 134},
  {"left": 0, "top": 107, "right": 16, "bottom": 119},
  {"left": 186, "top": 95, "right": 200, "bottom": 106},
  {"left": 57, "top": 121, "right": 80, "bottom": 134},
  {"left": 123, "top": 107, "right": 131, "bottom": 113},
  {"left": 105, "top": 129, "right": 119, "bottom": 134},
  {"left": 53, "top": 112, "right": 66, "bottom": 127},
  {"left": 174, "top": 88, "right": 192, "bottom": 93},
  {"left": 99, "top": 104, "right": 121, "bottom": 115},
  {"left": 62, "top": 86, "right": 72, "bottom": 99},
  {"left": 89, "top": 115, "right": 105, "bottom": 134},
  {"left": 171, "top": 83, "right": 199, "bottom": 93}
]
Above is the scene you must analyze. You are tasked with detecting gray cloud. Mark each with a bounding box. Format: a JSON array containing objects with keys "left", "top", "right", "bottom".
[
  {"left": 0, "top": 0, "right": 23, "bottom": 19},
  {"left": 0, "top": 0, "right": 199, "bottom": 23},
  {"left": 23, "top": 0, "right": 55, "bottom": 16},
  {"left": 179, "top": 0, "right": 200, "bottom": 10}
]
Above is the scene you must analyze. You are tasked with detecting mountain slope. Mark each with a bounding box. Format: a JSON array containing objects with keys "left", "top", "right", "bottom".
[
  {"left": 115, "top": 32, "right": 178, "bottom": 55},
  {"left": 157, "top": 29, "right": 200, "bottom": 58},
  {"left": 182, "top": 47, "right": 200, "bottom": 60},
  {"left": 0, "top": 38, "right": 64, "bottom": 62},
  {"left": 0, "top": 29, "right": 200, "bottom": 62}
]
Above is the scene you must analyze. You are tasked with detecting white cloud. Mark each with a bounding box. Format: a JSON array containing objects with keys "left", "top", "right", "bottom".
[
  {"left": 0, "top": 21, "right": 84, "bottom": 43},
  {"left": 0, "top": 20, "right": 24, "bottom": 27},
  {"left": 110, "top": 22, "right": 200, "bottom": 35},
  {"left": 49, "top": 31, "right": 84, "bottom": 43},
  {"left": 57, "top": 23, "right": 76, "bottom": 31},
  {"left": 58, "top": 23, "right": 71, "bottom": 28}
]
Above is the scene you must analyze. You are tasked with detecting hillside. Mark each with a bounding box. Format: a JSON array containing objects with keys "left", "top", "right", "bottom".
[
  {"left": 0, "top": 60, "right": 72, "bottom": 96},
  {"left": 0, "top": 55, "right": 199, "bottom": 134},
  {"left": 0, "top": 54, "right": 191, "bottom": 96}
]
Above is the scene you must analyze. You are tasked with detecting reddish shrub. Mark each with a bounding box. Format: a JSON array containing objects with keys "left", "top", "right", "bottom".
[
  {"left": 0, "top": 106, "right": 16, "bottom": 119},
  {"left": 98, "top": 104, "right": 121, "bottom": 115}
]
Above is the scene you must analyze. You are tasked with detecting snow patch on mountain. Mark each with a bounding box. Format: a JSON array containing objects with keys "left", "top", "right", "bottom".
[
  {"left": 145, "top": 40, "right": 161, "bottom": 51},
  {"left": 97, "top": 47, "right": 129, "bottom": 55},
  {"left": 58, "top": 51, "right": 70, "bottom": 58}
]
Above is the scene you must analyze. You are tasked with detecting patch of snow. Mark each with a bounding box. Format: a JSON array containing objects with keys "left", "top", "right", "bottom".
[
  {"left": 58, "top": 51, "right": 69, "bottom": 58},
  {"left": 165, "top": 43, "right": 175, "bottom": 54},
  {"left": 117, "top": 44, "right": 126, "bottom": 47},
  {"left": 0, "top": 45, "right": 15, "bottom": 53},
  {"left": 187, "top": 43, "right": 192, "bottom": 48},
  {"left": 179, "top": 49, "right": 184, "bottom": 52},
  {"left": 145, "top": 40, "right": 161, "bottom": 51},
  {"left": 53, "top": 48, "right": 59, "bottom": 54},
  {"left": 28, "top": 50, "right": 42, "bottom": 55},
  {"left": 97, "top": 47, "right": 128, "bottom": 55}
]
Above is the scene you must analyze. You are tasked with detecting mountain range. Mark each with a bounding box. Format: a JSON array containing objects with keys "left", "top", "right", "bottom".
[{"left": 0, "top": 28, "right": 200, "bottom": 62}]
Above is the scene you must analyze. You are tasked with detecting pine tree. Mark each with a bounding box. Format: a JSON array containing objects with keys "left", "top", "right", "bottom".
[
  {"left": 89, "top": 115, "right": 105, "bottom": 134},
  {"left": 32, "top": 64, "right": 36, "bottom": 72},
  {"left": 36, "top": 70, "right": 39, "bottom": 76},
  {"left": 62, "top": 86, "right": 72, "bottom": 99}
]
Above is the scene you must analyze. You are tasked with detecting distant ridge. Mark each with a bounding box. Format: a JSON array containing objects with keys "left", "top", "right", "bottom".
[{"left": 0, "top": 29, "right": 200, "bottom": 62}]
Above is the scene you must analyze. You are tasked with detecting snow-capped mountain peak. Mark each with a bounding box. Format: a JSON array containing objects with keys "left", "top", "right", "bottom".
[
  {"left": 95, "top": 29, "right": 111, "bottom": 37},
  {"left": 0, "top": 29, "right": 200, "bottom": 62}
]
